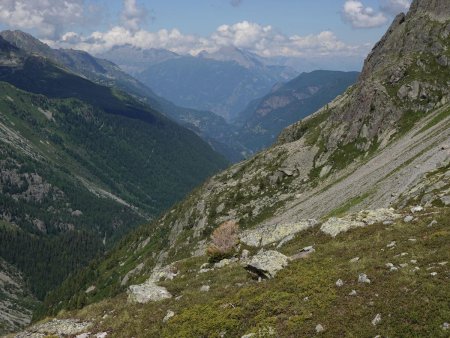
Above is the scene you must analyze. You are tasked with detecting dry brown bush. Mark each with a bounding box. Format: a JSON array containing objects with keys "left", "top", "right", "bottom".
[{"left": 206, "top": 220, "right": 239, "bottom": 261}]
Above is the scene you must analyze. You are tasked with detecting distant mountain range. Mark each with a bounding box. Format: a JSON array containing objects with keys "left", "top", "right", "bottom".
[
  {"left": 0, "top": 30, "right": 248, "bottom": 161},
  {"left": 0, "top": 32, "right": 358, "bottom": 162},
  {"left": 99, "top": 45, "right": 298, "bottom": 121},
  {"left": 98, "top": 44, "right": 358, "bottom": 156}
]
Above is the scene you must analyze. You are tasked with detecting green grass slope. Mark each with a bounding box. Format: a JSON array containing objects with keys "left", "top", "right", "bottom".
[{"left": 36, "top": 207, "right": 450, "bottom": 337}]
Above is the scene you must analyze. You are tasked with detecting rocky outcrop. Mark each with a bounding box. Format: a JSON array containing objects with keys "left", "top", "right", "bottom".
[
  {"left": 320, "top": 209, "right": 401, "bottom": 237},
  {"left": 0, "top": 259, "right": 37, "bottom": 335},
  {"left": 127, "top": 282, "right": 172, "bottom": 304},
  {"left": 408, "top": 0, "right": 450, "bottom": 21},
  {"left": 244, "top": 250, "right": 290, "bottom": 279},
  {"left": 127, "top": 263, "right": 177, "bottom": 304},
  {"left": 240, "top": 219, "right": 318, "bottom": 247},
  {"left": 14, "top": 319, "right": 92, "bottom": 337}
]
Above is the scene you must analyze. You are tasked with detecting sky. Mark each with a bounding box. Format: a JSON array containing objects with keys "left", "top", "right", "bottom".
[{"left": 0, "top": 0, "right": 412, "bottom": 70}]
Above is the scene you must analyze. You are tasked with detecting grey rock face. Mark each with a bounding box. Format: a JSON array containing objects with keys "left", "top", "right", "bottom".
[
  {"left": 244, "top": 250, "right": 290, "bottom": 279},
  {"left": 398, "top": 81, "right": 420, "bottom": 100},
  {"left": 240, "top": 219, "right": 317, "bottom": 247},
  {"left": 126, "top": 263, "right": 177, "bottom": 303},
  {"left": 0, "top": 258, "right": 37, "bottom": 335},
  {"left": 127, "top": 281, "right": 172, "bottom": 304},
  {"left": 321, "top": 218, "right": 365, "bottom": 238},
  {"left": 409, "top": 0, "right": 450, "bottom": 21},
  {"left": 14, "top": 319, "right": 92, "bottom": 337},
  {"left": 320, "top": 209, "right": 400, "bottom": 237}
]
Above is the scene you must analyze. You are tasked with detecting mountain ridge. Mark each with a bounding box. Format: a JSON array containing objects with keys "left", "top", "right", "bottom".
[
  {"left": 0, "top": 30, "right": 248, "bottom": 161},
  {"left": 234, "top": 70, "right": 359, "bottom": 152}
]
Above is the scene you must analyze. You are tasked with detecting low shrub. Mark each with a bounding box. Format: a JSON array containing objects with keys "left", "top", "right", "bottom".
[{"left": 206, "top": 220, "right": 239, "bottom": 262}]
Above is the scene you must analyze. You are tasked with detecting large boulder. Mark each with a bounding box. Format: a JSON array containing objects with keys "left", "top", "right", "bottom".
[
  {"left": 244, "top": 250, "right": 290, "bottom": 279},
  {"left": 127, "top": 281, "right": 172, "bottom": 304},
  {"left": 126, "top": 263, "right": 177, "bottom": 304}
]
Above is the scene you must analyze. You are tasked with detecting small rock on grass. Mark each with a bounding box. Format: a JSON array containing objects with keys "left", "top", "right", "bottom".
[
  {"left": 315, "top": 324, "right": 325, "bottom": 333},
  {"left": 410, "top": 206, "right": 423, "bottom": 213},
  {"left": 336, "top": 279, "right": 344, "bottom": 287},
  {"left": 428, "top": 220, "right": 437, "bottom": 227},
  {"left": 241, "top": 334, "right": 256, "bottom": 338},
  {"left": 404, "top": 215, "right": 414, "bottom": 223},
  {"left": 200, "top": 285, "right": 210, "bottom": 292},
  {"left": 349, "top": 290, "right": 357, "bottom": 296},
  {"left": 386, "top": 241, "right": 396, "bottom": 248},
  {"left": 163, "top": 310, "right": 175, "bottom": 322},
  {"left": 358, "top": 273, "right": 371, "bottom": 284},
  {"left": 372, "top": 314, "right": 382, "bottom": 326}
]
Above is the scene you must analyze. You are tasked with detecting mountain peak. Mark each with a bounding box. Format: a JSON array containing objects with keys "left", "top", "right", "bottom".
[
  {"left": 0, "top": 29, "right": 53, "bottom": 59},
  {"left": 199, "top": 46, "right": 263, "bottom": 68}
]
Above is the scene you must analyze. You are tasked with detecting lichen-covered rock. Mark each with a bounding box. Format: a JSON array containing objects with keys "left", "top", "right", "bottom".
[
  {"left": 321, "top": 209, "right": 401, "bottom": 237},
  {"left": 240, "top": 219, "right": 317, "bottom": 247},
  {"left": 14, "top": 319, "right": 92, "bottom": 337},
  {"left": 321, "top": 218, "right": 365, "bottom": 237},
  {"left": 127, "top": 281, "right": 172, "bottom": 304},
  {"left": 150, "top": 264, "right": 178, "bottom": 282},
  {"left": 200, "top": 285, "right": 210, "bottom": 292},
  {"left": 163, "top": 310, "right": 175, "bottom": 323},
  {"left": 214, "top": 257, "right": 238, "bottom": 269},
  {"left": 358, "top": 273, "right": 371, "bottom": 284},
  {"left": 244, "top": 250, "right": 289, "bottom": 279}
]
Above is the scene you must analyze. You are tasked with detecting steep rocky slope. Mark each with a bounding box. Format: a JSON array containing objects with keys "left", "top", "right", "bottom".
[
  {"left": 0, "top": 258, "right": 37, "bottom": 335},
  {"left": 14, "top": 0, "right": 450, "bottom": 336}
]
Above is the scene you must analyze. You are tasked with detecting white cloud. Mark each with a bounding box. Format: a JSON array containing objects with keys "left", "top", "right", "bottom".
[
  {"left": 342, "top": 0, "right": 388, "bottom": 28},
  {"left": 121, "top": 0, "right": 150, "bottom": 31},
  {"left": 46, "top": 20, "right": 368, "bottom": 61},
  {"left": 380, "top": 0, "right": 411, "bottom": 16},
  {"left": 0, "top": 0, "right": 84, "bottom": 38},
  {"left": 342, "top": 0, "right": 412, "bottom": 29}
]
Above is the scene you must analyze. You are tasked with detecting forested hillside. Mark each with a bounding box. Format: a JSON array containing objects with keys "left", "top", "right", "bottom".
[{"left": 0, "top": 35, "right": 227, "bottom": 333}]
